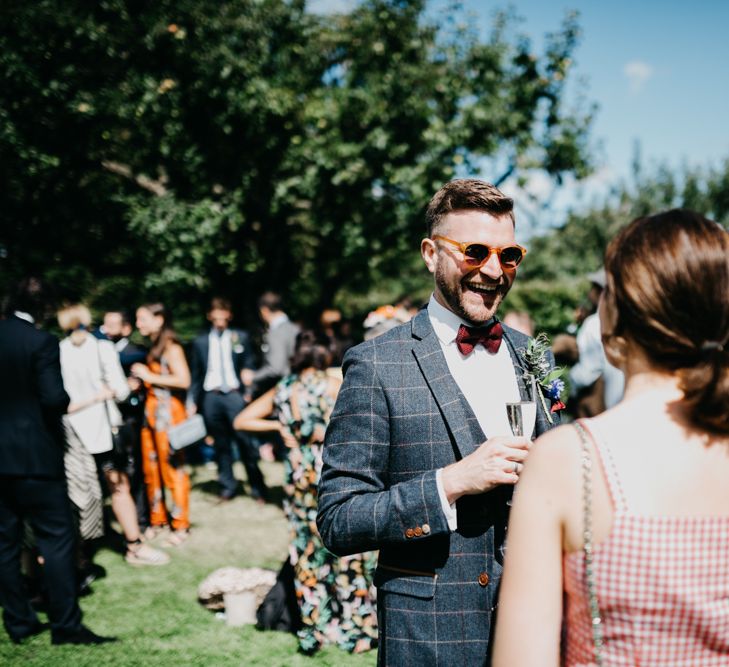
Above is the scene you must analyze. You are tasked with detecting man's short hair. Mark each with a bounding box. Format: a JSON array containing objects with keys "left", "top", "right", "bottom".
[
  {"left": 209, "top": 297, "right": 232, "bottom": 313},
  {"left": 105, "top": 309, "right": 132, "bottom": 326},
  {"left": 3, "top": 276, "right": 50, "bottom": 320},
  {"left": 425, "top": 179, "right": 515, "bottom": 236},
  {"left": 258, "top": 291, "right": 283, "bottom": 312}
]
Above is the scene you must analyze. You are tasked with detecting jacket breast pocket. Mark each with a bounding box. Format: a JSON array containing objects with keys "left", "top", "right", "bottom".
[{"left": 374, "top": 564, "right": 436, "bottom": 600}]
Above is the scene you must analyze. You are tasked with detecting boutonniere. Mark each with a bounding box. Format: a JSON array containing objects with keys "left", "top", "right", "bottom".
[
  {"left": 519, "top": 332, "right": 567, "bottom": 424},
  {"left": 230, "top": 332, "right": 244, "bottom": 354}
]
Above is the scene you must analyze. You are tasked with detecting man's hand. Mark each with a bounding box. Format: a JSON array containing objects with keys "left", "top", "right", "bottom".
[{"left": 441, "top": 436, "right": 531, "bottom": 504}]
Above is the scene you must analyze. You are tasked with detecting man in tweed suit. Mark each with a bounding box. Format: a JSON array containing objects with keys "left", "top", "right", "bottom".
[{"left": 317, "top": 179, "right": 560, "bottom": 665}]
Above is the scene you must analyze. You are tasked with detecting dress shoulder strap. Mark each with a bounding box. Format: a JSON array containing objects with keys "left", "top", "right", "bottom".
[{"left": 575, "top": 419, "right": 629, "bottom": 513}]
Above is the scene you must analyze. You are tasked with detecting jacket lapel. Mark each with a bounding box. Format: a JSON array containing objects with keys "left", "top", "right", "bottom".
[
  {"left": 410, "top": 310, "right": 482, "bottom": 460},
  {"left": 502, "top": 329, "right": 529, "bottom": 400},
  {"left": 199, "top": 334, "right": 210, "bottom": 373}
]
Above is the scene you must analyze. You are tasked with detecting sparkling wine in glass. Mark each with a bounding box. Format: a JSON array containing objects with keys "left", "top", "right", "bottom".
[
  {"left": 505, "top": 375, "right": 537, "bottom": 439},
  {"left": 504, "top": 376, "right": 537, "bottom": 510}
]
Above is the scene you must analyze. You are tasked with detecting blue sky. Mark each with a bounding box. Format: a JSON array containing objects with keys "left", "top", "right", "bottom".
[
  {"left": 461, "top": 0, "right": 729, "bottom": 220},
  {"left": 309, "top": 1, "right": 729, "bottom": 223}
]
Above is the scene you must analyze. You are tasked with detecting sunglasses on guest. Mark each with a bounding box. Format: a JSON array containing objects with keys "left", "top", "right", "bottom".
[{"left": 431, "top": 235, "right": 527, "bottom": 268}]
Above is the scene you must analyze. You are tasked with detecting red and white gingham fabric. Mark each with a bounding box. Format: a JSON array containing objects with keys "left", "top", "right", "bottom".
[{"left": 563, "top": 421, "right": 729, "bottom": 666}]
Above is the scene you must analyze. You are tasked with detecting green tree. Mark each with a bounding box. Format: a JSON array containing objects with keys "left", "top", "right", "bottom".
[
  {"left": 1, "top": 0, "right": 594, "bottom": 332},
  {"left": 514, "top": 156, "right": 729, "bottom": 337}
]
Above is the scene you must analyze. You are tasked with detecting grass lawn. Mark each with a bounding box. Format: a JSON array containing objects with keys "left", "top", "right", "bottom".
[{"left": 0, "top": 461, "right": 377, "bottom": 667}]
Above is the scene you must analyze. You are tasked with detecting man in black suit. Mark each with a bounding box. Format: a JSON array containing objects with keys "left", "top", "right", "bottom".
[
  {"left": 0, "top": 278, "right": 112, "bottom": 644},
  {"left": 189, "top": 298, "right": 267, "bottom": 502}
]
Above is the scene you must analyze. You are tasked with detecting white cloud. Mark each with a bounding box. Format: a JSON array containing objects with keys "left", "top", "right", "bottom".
[{"left": 623, "top": 60, "right": 654, "bottom": 94}]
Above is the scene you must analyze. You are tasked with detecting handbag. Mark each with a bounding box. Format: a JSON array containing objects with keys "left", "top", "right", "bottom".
[
  {"left": 255, "top": 558, "right": 301, "bottom": 633},
  {"left": 167, "top": 414, "right": 207, "bottom": 451},
  {"left": 573, "top": 420, "right": 604, "bottom": 666}
]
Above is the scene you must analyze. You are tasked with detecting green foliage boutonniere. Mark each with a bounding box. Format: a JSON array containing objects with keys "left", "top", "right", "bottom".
[{"left": 520, "top": 333, "right": 567, "bottom": 425}]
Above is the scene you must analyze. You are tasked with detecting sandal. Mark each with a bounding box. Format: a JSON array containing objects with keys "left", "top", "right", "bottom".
[
  {"left": 143, "top": 526, "right": 165, "bottom": 541},
  {"left": 165, "top": 529, "right": 190, "bottom": 547},
  {"left": 125, "top": 541, "right": 170, "bottom": 566}
]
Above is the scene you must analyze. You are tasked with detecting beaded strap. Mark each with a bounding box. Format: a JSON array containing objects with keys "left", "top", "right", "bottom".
[{"left": 573, "top": 420, "right": 604, "bottom": 666}]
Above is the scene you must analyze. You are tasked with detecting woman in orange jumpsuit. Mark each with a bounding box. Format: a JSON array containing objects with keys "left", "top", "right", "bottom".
[{"left": 132, "top": 303, "right": 191, "bottom": 545}]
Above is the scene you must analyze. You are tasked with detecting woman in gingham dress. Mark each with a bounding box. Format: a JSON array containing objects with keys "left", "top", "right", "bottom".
[{"left": 493, "top": 210, "right": 729, "bottom": 666}]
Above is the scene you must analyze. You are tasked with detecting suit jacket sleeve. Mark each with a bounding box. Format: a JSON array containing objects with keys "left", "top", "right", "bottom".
[
  {"left": 240, "top": 331, "right": 256, "bottom": 370},
  {"left": 34, "top": 333, "right": 70, "bottom": 414},
  {"left": 317, "top": 345, "right": 449, "bottom": 557},
  {"left": 188, "top": 337, "right": 204, "bottom": 406}
]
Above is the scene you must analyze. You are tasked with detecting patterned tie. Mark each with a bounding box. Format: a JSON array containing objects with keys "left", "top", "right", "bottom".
[{"left": 455, "top": 321, "right": 504, "bottom": 355}]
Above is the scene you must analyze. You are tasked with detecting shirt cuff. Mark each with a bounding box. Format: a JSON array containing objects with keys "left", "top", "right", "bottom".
[{"left": 436, "top": 468, "right": 458, "bottom": 531}]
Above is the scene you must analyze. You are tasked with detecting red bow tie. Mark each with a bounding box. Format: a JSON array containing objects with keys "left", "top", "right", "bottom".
[{"left": 455, "top": 321, "right": 504, "bottom": 355}]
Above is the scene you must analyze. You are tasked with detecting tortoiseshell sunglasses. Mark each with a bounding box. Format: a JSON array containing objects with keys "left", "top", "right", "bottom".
[{"left": 432, "top": 234, "right": 527, "bottom": 268}]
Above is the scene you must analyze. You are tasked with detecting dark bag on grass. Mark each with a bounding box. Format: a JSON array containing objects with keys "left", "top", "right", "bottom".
[{"left": 256, "top": 559, "right": 301, "bottom": 633}]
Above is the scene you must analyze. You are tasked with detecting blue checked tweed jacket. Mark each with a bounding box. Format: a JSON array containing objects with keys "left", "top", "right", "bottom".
[{"left": 317, "top": 308, "right": 559, "bottom": 666}]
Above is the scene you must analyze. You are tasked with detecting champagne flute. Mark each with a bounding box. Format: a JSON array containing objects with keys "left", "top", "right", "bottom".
[
  {"left": 505, "top": 374, "right": 537, "bottom": 439},
  {"left": 504, "top": 375, "right": 537, "bottom": 508}
]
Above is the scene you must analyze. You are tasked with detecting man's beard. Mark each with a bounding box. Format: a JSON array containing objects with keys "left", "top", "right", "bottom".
[{"left": 434, "top": 266, "right": 505, "bottom": 325}]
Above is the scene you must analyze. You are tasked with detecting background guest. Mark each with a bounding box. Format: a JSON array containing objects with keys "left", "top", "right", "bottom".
[
  {"left": 96, "top": 310, "right": 150, "bottom": 533},
  {"left": 58, "top": 305, "right": 169, "bottom": 566},
  {"left": 494, "top": 210, "right": 729, "bottom": 666},
  {"left": 133, "top": 303, "right": 192, "bottom": 545},
  {"left": 234, "top": 330, "right": 378, "bottom": 655},
  {"left": 569, "top": 268, "right": 625, "bottom": 415},
  {"left": 0, "top": 280, "right": 112, "bottom": 645},
  {"left": 188, "top": 297, "right": 267, "bottom": 503},
  {"left": 242, "top": 292, "right": 300, "bottom": 398}
]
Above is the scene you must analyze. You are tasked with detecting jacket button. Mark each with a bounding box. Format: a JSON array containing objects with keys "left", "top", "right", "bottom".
[
  {"left": 422, "top": 523, "right": 431, "bottom": 535},
  {"left": 405, "top": 528, "right": 415, "bottom": 538},
  {"left": 414, "top": 526, "right": 423, "bottom": 537},
  {"left": 478, "top": 573, "right": 490, "bottom": 586}
]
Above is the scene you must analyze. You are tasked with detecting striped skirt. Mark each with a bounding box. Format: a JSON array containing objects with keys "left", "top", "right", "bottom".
[{"left": 63, "top": 421, "right": 104, "bottom": 541}]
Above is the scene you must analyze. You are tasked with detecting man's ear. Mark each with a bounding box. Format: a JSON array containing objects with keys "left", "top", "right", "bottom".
[{"left": 421, "top": 238, "right": 437, "bottom": 275}]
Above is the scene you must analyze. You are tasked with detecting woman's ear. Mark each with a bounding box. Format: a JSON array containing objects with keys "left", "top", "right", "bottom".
[{"left": 602, "top": 333, "right": 628, "bottom": 369}]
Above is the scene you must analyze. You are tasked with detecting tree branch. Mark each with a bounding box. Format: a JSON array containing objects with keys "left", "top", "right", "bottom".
[{"left": 101, "top": 160, "right": 168, "bottom": 196}]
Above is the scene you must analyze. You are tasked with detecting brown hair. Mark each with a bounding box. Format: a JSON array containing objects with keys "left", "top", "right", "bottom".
[
  {"left": 604, "top": 209, "right": 729, "bottom": 433},
  {"left": 425, "top": 179, "right": 515, "bottom": 236},
  {"left": 258, "top": 291, "right": 283, "bottom": 312},
  {"left": 290, "top": 330, "right": 331, "bottom": 374},
  {"left": 139, "top": 302, "right": 181, "bottom": 363},
  {"left": 209, "top": 296, "right": 232, "bottom": 312}
]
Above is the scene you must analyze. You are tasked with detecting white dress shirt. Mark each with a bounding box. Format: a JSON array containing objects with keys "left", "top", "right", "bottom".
[
  {"left": 203, "top": 328, "right": 241, "bottom": 392},
  {"left": 428, "top": 295, "right": 522, "bottom": 530}
]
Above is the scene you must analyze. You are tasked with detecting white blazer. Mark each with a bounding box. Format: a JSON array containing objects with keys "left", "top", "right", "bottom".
[{"left": 60, "top": 334, "right": 130, "bottom": 454}]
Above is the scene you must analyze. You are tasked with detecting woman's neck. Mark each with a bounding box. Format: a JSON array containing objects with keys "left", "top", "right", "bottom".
[{"left": 622, "top": 369, "right": 683, "bottom": 403}]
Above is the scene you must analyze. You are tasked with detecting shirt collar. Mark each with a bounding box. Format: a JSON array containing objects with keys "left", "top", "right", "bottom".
[
  {"left": 14, "top": 311, "right": 35, "bottom": 324},
  {"left": 115, "top": 337, "right": 129, "bottom": 352},
  {"left": 427, "top": 294, "right": 495, "bottom": 345}
]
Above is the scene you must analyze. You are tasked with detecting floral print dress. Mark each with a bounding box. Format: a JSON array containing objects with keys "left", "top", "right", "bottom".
[{"left": 274, "top": 371, "right": 378, "bottom": 654}]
